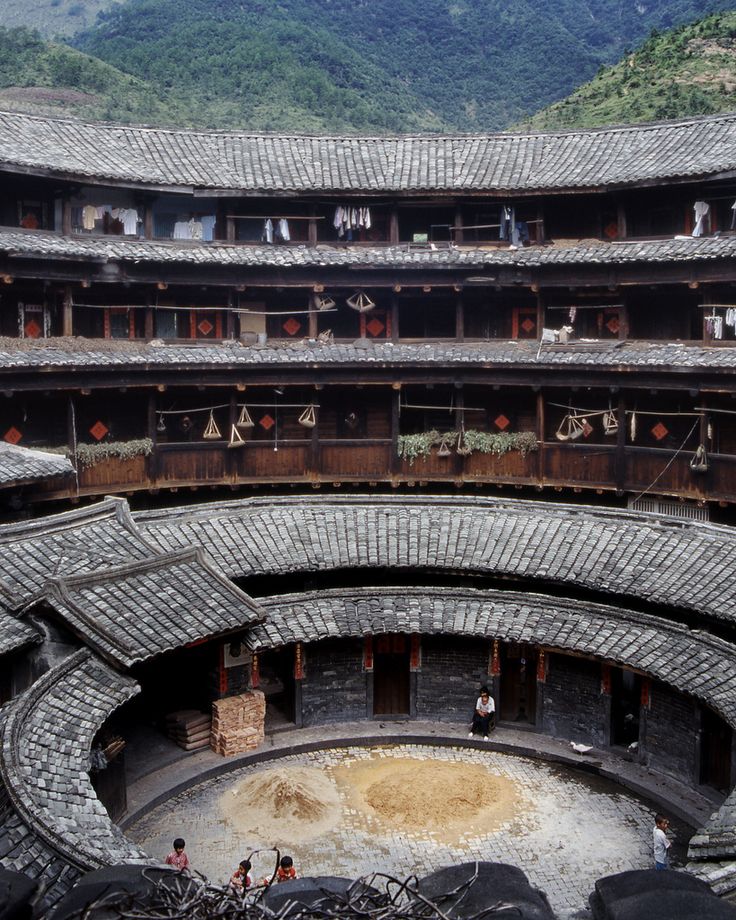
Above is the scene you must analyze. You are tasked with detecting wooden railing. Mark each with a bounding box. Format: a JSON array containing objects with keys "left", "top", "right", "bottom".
[{"left": 38, "top": 440, "right": 736, "bottom": 505}]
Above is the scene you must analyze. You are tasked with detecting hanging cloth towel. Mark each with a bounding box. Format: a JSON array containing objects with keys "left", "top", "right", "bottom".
[
  {"left": 726, "top": 307, "right": 736, "bottom": 329},
  {"left": 692, "top": 200, "right": 710, "bottom": 237},
  {"left": 189, "top": 218, "right": 203, "bottom": 240},
  {"left": 82, "top": 205, "right": 97, "bottom": 231},
  {"left": 173, "top": 220, "right": 191, "bottom": 240},
  {"left": 121, "top": 208, "right": 139, "bottom": 235},
  {"left": 278, "top": 218, "right": 290, "bottom": 242},
  {"left": 263, "top": 218, "right": 274, "bottom": 244},
  {"left": 731, "top": 200, "right": 736, "bottom": 231},
  {"left": 201, "top": 215, "right": 216, "bottom": 242}
]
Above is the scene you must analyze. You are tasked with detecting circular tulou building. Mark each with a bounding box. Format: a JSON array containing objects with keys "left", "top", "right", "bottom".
[{"left": 2, "top": 109, "right": 736, "bottom": 916}]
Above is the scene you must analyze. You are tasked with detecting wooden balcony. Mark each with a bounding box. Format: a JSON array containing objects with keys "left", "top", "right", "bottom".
[{"left": 35, "top": 439, "right": 736, "bottom": 506}]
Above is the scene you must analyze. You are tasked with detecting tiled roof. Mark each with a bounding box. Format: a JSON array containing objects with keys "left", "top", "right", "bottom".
[
  {"left": 46, "top": 549, "right": 265, "bottom": 668},
  {"left": 0, "top": 609, "right": 40, "bottom": 656},
  {"left": 253, "top": 586, "right": 736, "bottom": 725},
  {"left": 2, "top": 110, "right": 736, "bottom": 192},
  {"left": 0, "top": 442, "right": 73, "bottom": 488},
  {"left": 0, "top": 497, "right": 158, "bottom": 610},
  {"left": 0, "top": 336, "right": 734, "bottom": 374},
  {"left": 3, "top": 227, "right": 736, "bottom": 268},
  {"left": 0, "top": 650, "right": 146, "bottom": 907},
  {"left": 137, "top": 495, "right": 736, "bottom": 625}
]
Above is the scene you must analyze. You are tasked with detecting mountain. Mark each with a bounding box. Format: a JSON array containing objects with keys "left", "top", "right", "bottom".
[
  {"left": 2, "top": 0, "right": 117, "bottom": 40},
  {"left": 518, "top": 11, "right": 736, "bottom": 131},
  {"left": 70, "top": 0, "right": 734, "bottom": 132},
  {"left": 0, "top": 27, "right": 190, "bottom": 124}
]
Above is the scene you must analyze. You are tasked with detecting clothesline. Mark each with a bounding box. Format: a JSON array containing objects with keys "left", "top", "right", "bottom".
[
  {"left": 548, "top": 401, "right": 701, "bottom": 417},
  {"left": 234, "top": 307, "right": 336, "bottom": 315},
  {"left": 548, "top": 303, "right": 623, "bottom": 311},
  {"left": 226, "top": 215, "right": 324, "bottom": 220},
  {"left": 159, "top": 402, "right": 320, "bottom": 415}
]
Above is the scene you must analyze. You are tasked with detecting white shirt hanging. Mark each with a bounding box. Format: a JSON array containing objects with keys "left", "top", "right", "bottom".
[{"left": 692, "top": 200, "right": 710, "bottom": 237}]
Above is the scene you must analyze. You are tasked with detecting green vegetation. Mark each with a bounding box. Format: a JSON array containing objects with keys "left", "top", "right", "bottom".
[
  {"left": 2, "top": 0, "right": 116, "bottom": 39},
  {"left": 519, "top": 12, "right": 736, "bottom": 131},
  {"left": 0, "top": 26, "right": 191, "bottom": 124}
]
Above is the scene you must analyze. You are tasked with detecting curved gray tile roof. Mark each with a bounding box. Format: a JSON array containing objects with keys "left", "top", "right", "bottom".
[
  {"left": 0, "top": 443, "right": 73, "bottom": 488},
  {"left": 136, "top": 495, "right": 736, "bottom": 625},
  {"left": 254, "top": 586, "right": 736, "bottom": 725},
  {"left": 0, "top": 609, "right": 41, "bottom": 656},
  {"left": 3, "top": 227, "right": 736, "bottom": 269},
  {"left": 0, "top": 497, "right": 159, "bottom": 610},
  {"left": 46, "top": 548, "right": 265, "bottom": 667},
  {"left": 0, "top": 336, "right": 735, "bottom": 374},
  {"left": 2, "top": 110, "right": 736, "bottom": 192},
  {"left": 0, "top": 650, "right": 146, "bottom": 892}
]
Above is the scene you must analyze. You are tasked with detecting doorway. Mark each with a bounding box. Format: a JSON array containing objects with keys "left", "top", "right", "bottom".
[
  {"left": 259, "top": 647, "right": 296, "bottom": 726},
  {"left": 373, "top": 634, "right": 410, "bottom": 716},
  {"left": 500, "top": 643, "right": 537, "bottom": 723},
  {"left": 700, "top": 707, "right": 732, "bottom": 793},
  {"left": 610, "top": 668, "right": 641, "bottom": 747}
]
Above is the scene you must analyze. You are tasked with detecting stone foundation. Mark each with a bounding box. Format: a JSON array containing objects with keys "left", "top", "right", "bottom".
[{"left": 210, "top": 690, "right": 265, "bottom": 756}]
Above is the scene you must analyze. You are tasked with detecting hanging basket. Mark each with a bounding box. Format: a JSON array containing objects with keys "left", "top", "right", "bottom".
[
  {"left": 456, "top": 429, "right": 472, "bottom": 456},
  {"left": 602, "top": 409, "right": 618, "bottom": 436},
  {"left": 203, "top": 410, "right": 221, "bottom": 440},
  {"left": 298, "top": 404, "right": 317, "bottom": 428},
  {"left": 312, "top": 293, "right": 336, "bottom": 312},
  {"left": 228, "top": 424, "right": 245, "bottom": 449},
  {"left": 236, "top": 404, "right": 254, "bottom": 429},
  {"left": 346, "top": 290, "right": 375, "bottom": 313},
  {"left": 156, "top": 414, "right": 166, "bottom": 433},
  {"left": 437, "top": 438, "right": 452, "bottom": 457},
  {"left": 690, "top": 444, "right": 709, "bottom": 473},
  {"left": 555, "top": 412, "right": 585, "bottom": 442}
]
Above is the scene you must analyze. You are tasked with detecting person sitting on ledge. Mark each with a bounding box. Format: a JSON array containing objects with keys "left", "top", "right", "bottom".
[{"left": 469, "top": 687, "right": 495, "bottom": 741}]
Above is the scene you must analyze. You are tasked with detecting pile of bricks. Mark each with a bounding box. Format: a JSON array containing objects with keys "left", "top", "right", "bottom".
[
  {"left": 165, "top": 709, "right": 212, "bottom": 751},
  {"left": 210, "top": 690, "right": 265, "bottom": 756}
]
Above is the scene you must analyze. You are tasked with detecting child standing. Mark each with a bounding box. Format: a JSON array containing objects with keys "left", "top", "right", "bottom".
[
  {"left": 164, "top": 838, "right": 190, "bottom": 871},
  {"left": 276, "top": 855, "right": 297, "bottom": 882},
  {"left": 653, "top": 814, "right": 671, "bottom": 870},
  {"left": 230, "top": 859, "right": 253, "bottom": 891}
]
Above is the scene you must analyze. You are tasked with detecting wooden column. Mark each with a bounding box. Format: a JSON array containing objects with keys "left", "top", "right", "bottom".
[
  {"left": 147, "top": 392, "right": 158, "bottom": 484},
  {"left": 536, "top": 390, "right": 545, "bottom": 486},
  {"left": 536, "top": 203, "right": 545, "bottom": 243},
  {"left": 308, "top": 301, "right": 319, "bottom": 339},
  {"left": 455, "top": 293, "right": 464, "bottom": 342},
  {"left": 390, "top": 292, "right": 400, "bottom": 342},
  {"left": 144, "top": 290, "right": 154, "bottom": 339},
  {"left": 615, "top": 393, "right": 626, "bottom": 495},
  {"left": 454, "top": 386, "right": 465, "bottom": 479},
  {"left": 62, "top": 285, "right": 74, "bottom": 337},
  {"left": 308, "top": 206, "right": 318, "bottom": 247},
  {"left": 61, "top": 198, "right": 72, "bottom": 236},
  {"left": 453, "top": 205, "right": 463, "bottom": 245},
  {"left": 618, "top": 294, "right": 630, "bottom": 340},
  {"left": 616, "top": 199, "right": 627, "bottom": 240},
  {"left": 226, "top": 291, "right": 236, "bottom": 339},
  {"left": 309, "top": 399, "right": 320, "bottom": 476},
  {"left": 535, "top": 288, "right": 544, "bottom": 339},
  {"left": 389, "top": 205, "right": 399, "bottom": 245},
  {"left": 390, "top": 386, "right": 401, "bottom": 475},
  {"left": 144, "top": 201, "right": 154, "bottom": 240}
]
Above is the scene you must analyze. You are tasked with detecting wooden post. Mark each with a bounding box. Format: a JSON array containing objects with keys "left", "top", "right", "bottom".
[
  {"left": 226, "top": 290, "right": 235, "bottom": 339},
  {"left": 147, "top": 392, "right": 158, "bottom": 484},
  {"left": 616, "top": 199, "right": 627, "bottom": 240},
  {"left": 616, "top": 394, "right": 626, "bottom": 495},
  {"left": 62, "top": 198, "right": 72, "bottom": 236},
  {"left": 618, "top": 295, "right": 630, "bottom": 340},
  {"left": 310, "top": 403, "right": 320, "bottom": 477},
  {"left": 453, "top": 205, "right": 464, "bottom": 245},
  {"left": 390, "top": 292, "right": 400, "bottom": 342},
  {"left": 144, "top": 201, "right": 154, "bottom": 240},
  {"left": 455, "top": 293, "right": 464, "bottom": 342},
  {"left": 536, "top": 203, "right": 545, "bottom": 243},
  {"left": 144, "top": 290, "right": 154, "bottom": 339},
  {"left": 536, "top": 390, "right": 545, "bottom": 486},
  {"left": 62, "top": 285, "right": 74, "bottom": 337},
  {"left": 455, "top": 386, "right": 464, "bottom": 479},
  {"left": 390, "top": 386, "right": 401, "bottom": 476},
  {"left": 308, "top": 299, "right": 319, "bottom": 339},
  {"left": 536, "top": 288, "right": 544, "bottom": 340},
  {"left": 389, "top": 205, "right": 399, "bottom": 245},
  {"left": 308, "top": 206, "right": 318, "bottom": 247}
]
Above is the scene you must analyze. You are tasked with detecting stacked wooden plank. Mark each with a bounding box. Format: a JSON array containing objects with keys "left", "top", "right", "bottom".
[
  {"left": 165, "top": 709, "right": 212, "bottom": 751},
  {"left": 210, "top": 690, "right": 265, "bottom": 756}
]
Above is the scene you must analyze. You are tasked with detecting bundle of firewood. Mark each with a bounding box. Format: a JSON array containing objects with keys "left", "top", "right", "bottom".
[
  {"left": 210, "top": 690, "right": 265, "bottom": 757},
  {"left": 165, "top": 709, "right": 212, "bottom": 751}
]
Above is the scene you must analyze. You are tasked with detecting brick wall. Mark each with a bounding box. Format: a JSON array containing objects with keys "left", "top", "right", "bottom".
[
  {"left": 416, "top": 637, "right": 490, "bottom": 723},
  {"left": 644, "top": 682, "right": 697, "bottom": 783},
  {"left": 301, "top": 639, "right": 367, "bottom": 726},
  {"left": 541, "top": 653, "right": 607, "bottom": 746}
]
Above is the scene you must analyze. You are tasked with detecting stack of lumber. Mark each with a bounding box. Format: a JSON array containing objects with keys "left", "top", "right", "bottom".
[
  {"left": 210, "top": 690, "right": 265, "bottom": 757},
  {"left": 165, "top": 709, "right": 212, "bottom": 751}
]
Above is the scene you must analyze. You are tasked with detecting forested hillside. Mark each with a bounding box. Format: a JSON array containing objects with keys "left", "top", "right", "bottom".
[
  {"left": 2, "top": 0, "right": 116, "bottom": 39},
  {"left": 72, "top": 0, "right": 734, "bottom": 131},
  {"left": 0, "top": 27, "right": 189, "bottom": 124},
  {"left": 0, "top": 0, "right": 734, "bottom": 131},
  {"left": 519, "top": 12, "right": 736, "bottom": 131}
]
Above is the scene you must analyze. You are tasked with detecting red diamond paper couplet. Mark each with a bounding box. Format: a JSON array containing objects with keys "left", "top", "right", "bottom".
[
  {"left": 366, "top": 317, "right": 385, "bottom": 338},
  {"left": 259, "top": 414, "right": 275, "bottom": 431},
  {"left": 89, "top": 420, "right": 109, "bottom": 441},
  {"left": 24, "top": 319, "right": 42, "bottom": 339},
  {"left": 494, "top": 414, "right": 510, "bottom": 431},
  {"left": 651, "top": 422, "right": 669, "bottom": 441},
  {"left": 197, "top": 319, "right": 214, "bottom": 336},
  {"left": 4, "top": 427, "right": 22, "bottom": 445},
  {"left": 282, "top": 317, "right": 301, "bottom": 336},
  {"left": 606, "top": 316, "right": 620, "bottom": 334},
  {"left": 520, "top": 318, "right": 535, "bottom": 334}
]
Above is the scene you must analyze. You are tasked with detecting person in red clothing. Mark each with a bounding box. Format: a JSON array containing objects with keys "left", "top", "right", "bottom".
[
  {"left": 230, "top": 859, "right": 253, "bottom": 891},
  {"left": 164, "top": 838, "right": 190, "bottom": 871},
  {"left": 276, "top": 855, "right": 297, "bottom": 882}
]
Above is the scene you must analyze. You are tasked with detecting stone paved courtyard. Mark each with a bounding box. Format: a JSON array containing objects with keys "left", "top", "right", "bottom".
[{"left": 127, "top": 744, "right": 691, "bottom": 917}]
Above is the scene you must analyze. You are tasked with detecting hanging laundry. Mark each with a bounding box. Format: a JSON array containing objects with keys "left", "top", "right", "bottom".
[
  {"left": 692, "top": 200, "right": 710, "bottom": 237},
  {"left": 277, "top": 218, "right": 290, "bottom": 242},
  {"left": 262, "top": 218, "right": 274, "bottom": 244},
  {"left": 333, "top": 205, "right": 372, "bottom": 238},
  {"left": 120, "top": 208, "right": 139, "bottom": 236},
  {"left": 201, "top": 215, "right": 216, "bottom": 242},
  {"left": 82, "top": 205, "right": 97, "bottom": 231},
  {"left": 568, "top": 306, "right": 577, "bottom": 323},
  {"left": 189, "top": 218, "right": 203, "bottom": 240},
  {"left": 514, "top": 221, "right": 530, "bottom": 246},
  {"left": 173, "top": 220, "right": 192, "bottom": 240},
  {"left": 96, "top": 205, "right": 112, "bottom": 219},
  {"left": 705, "top": 314, "right": 723, "bottom": 339},
  {"left": 499, "top": 205, "right": 515, "bottom": 241},
  {"left": 725, "top": 307, "right": 736, "bottom": 329},
  {"left": 731, "top": 200, "right": 736, "bottom": 231}
]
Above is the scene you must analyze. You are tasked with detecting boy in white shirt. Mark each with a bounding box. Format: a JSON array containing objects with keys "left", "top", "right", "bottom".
[
  {"left": 469, "top": 687, "right": 495, "bottom": 741},
  {"left": 653, "top": 814, "right": 671, "bottom": 870}
]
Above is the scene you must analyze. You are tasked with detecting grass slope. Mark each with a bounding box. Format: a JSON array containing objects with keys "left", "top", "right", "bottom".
[
  {"left": 520, "top": 12, "right": 736, "bottom": 131},
  {"left": 0, "top": 27, "right": 190, "bottom": 125}
]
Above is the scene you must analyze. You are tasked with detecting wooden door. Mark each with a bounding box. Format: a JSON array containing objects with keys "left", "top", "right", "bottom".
[
  {"left": 700, "top": 707, "right": 732, "bottom": 792},
  {"left": 500, "top": 643, "right": 537, "bottom": 723},
  {"left": 373, "top": 634, "right": 410, "bottom": 716}
]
